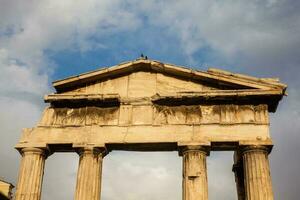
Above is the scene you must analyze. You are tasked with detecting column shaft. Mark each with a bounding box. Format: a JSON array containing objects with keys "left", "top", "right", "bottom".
[
  {"left": 242, "top": 146, "right": 274, "bottom": 200},
  {"left": 233, "top": 151, "right": 245, "bottom": 200},
  {"left": 182, "top": 146, "right": 208, "bottom": 200},
  {"left": 75, "top": 147, "right": 105, "bottom": 200},
  {"left": 15, "top": 147, "right": 47, "bottom": 200}
]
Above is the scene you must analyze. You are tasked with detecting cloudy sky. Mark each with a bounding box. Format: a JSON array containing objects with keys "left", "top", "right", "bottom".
[{"left": 0, "top": 0, "right": 299, "bottom": 199}]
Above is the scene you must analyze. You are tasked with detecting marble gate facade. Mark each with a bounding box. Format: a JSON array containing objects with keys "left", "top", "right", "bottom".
[{"left": 14, "top": 58, "right": 287, "bottom": 200}]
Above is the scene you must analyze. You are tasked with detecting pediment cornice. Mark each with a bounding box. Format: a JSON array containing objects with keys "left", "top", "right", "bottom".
[
  {"left": 52, "top": 58, "right": 287, "bottom": 93},
  {"left": 49, "top": 58, "right": 287, "bottom": 112}
]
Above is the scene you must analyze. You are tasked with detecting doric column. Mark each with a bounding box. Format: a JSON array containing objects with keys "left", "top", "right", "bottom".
[
  {"left": 181, "top": 146, "right": 209, "bottom": 200},
  {"left": 241, "top": 145, "right": 274, "bottom": 200},
  {"left": 15, "top": 147, "right": 48, "bottom": 200},
  {"left": 232, "top": 151, "right": 245, "bottom": 200},
  {"left": 75, "top": 147, "right": 107, "bottom": 200}
]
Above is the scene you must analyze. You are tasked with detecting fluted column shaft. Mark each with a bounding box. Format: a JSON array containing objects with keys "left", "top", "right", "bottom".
[
  {"left": 75, "top": 147, "right": 106, "bottom": 200},
  {"left": 182, "top": 146, "right": 209, "bottom": 200},
  {"left": 15, "top": 147, "right": 47, "bottom": 200},
  {"left": 233, "top": 151, "right": 245, "bottom": 200},
  {"left": 242, "top": 146, "right": 274, "bottom": 200}
]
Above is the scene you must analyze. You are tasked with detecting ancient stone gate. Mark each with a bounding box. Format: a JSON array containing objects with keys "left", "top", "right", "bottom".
[{"left": 15, "top": 58, "right": 287, "bottom": 200}]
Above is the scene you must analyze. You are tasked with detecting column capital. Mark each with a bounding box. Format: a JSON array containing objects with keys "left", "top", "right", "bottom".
[
  {"left": 240, "top": 145, "right": 272, "bottom": 155},
  {"left": 178, "top": 145, "right": 210, "bottom": 156},
  {"left": 19, "top": 147, "right": 49, "bottom": 158},
  {"left": 76, "top": 146, "right": 108, "bottom": 157}
]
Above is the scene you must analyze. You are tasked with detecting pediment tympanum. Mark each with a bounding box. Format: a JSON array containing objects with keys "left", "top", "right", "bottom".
[{"left": 45, "top": 58, "right": 286, "bottom": 112}]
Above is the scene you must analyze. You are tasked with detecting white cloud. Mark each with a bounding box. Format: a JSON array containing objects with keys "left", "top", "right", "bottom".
[
  {"left": 207, "top": 152, "right": 236, "bottom": 200},
  {"left": 0, "top": 49, "right": 49, "bottom": 96},
  {"left": 102, "top": 152, "right": 182, "bottom": 200},
  {"left": 131, "top": 1, "right": 300, "bottom": 67},
  {"left": 0, "top": 0, "right": 299, "bottom": 199},
  {"left": 0, "top": 0, "right": 143, "bottom": 198},
  {"left": 0, "top": 0, "right": 141, "bottom": 55},
  {"left": 0, "top": 96, "right": 43, "bottom": 184},
  {"left": 42, "top": 153, "right": 78, "bottom": 200}
]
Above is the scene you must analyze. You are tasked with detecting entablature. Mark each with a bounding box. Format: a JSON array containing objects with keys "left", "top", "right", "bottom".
[
  {"left": 16, "top": 124, "right": 272, "bottom": 152},
  {"left": 38, "top": 104, "right": 269, "bottom": 127},
  {"left": 44, "top": 89, "right": 283, "bottom": 112}
]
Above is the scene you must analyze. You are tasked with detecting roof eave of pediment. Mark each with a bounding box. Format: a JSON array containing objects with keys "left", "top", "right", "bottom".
[
  {"left": 52, "top": 58, "right": 287, "bottom": 93},
  {"left": 44, "top": 89, "right": 284, "bottom": 112}
]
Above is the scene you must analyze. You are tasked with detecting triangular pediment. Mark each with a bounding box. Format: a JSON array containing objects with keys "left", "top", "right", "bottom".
[
  {"left": 56, "top": 69, "right": 229, "bottom": 98},
  {"left": 53, "top": 59, "right": 286, "bottom": 92},
  {"left": 46, "top": 58, "right": 287, "bottom": 112}
]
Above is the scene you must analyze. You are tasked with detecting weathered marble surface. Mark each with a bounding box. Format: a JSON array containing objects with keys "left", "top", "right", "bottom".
[
  {"left": 75, "top": 147, "right": 106, "bottom": 200},
  {"left": 182, "top": 146, "right": 208, "bottom": 200},
  {"left": 63, "top": 71, "right": 218, "bottom": 97},
  {"left": 38, "top": 104, "right": 268, "bottom": 127},
  {"left": 242, "top": 146, "right": 274, "bottom": 200},
  {"left": 15, "top": 59, "right": 287, "bottom": 200},
  {"left": 15, "top": 148, "right": 47, "bottom": 200}
]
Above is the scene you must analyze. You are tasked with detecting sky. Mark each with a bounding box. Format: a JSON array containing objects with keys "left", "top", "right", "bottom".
[{"left": 0, "top": 0, "right": 299, "bottom": 199}]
